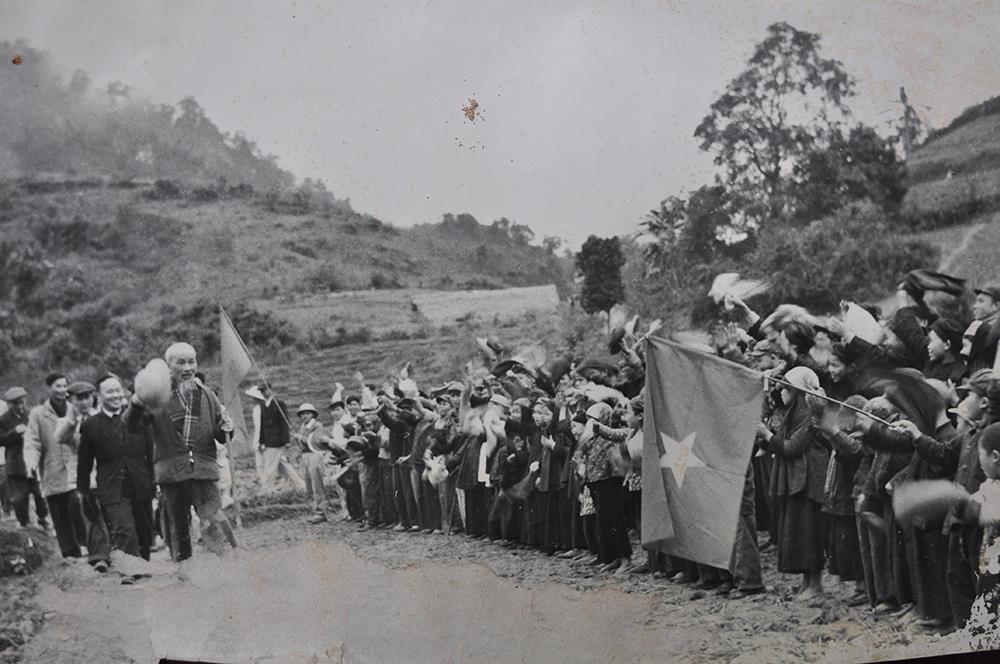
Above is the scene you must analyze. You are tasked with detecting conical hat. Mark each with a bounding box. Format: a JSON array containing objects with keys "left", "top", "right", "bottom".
[{"left": 134, "top": 358, "right": 172, "bottom": 411}]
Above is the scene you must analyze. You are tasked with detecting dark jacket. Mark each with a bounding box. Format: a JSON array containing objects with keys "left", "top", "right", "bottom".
[
  {"left": 923, "top": 355, "right": 967, "bottom": 383},
  {"left": 259, "top": 399, "right": 290, "bottom": 448},
  {"left": 378, "top": 407, "right": 418, "bottom": 461},
  {"left": 819, "top": 430, "right": 866, "bottom": 516},
  {"left": 766, "top": 399, "right": 830, "bottom": 502},
  {"left": 78, "top": 409, "right": 155, "bottom": 505},
  {"left": 968, "top": 315, "right": 999, "bottom": 375},
  {"left": 535, "top": 424, "right": 570, "bottom": 493},
  {"left": 455, "top": 432, "right": 486, "bottom": 491},
  {"left": 128, "top": 382, "right": 226, "bottom": 484},
  {"left": 945, "top": 425, "right": 986, "bottom": 530},
  {"left": 0, "top": 408, "right": 29, "bottom": 478}
]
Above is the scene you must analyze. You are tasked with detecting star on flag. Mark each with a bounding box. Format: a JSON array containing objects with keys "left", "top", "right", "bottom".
[{"left": 659, "top": 431, "right": 706, "bottom": 488}]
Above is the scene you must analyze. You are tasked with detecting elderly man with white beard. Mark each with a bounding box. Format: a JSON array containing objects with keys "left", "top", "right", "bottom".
[{"left": 128, "top": 342, "right": 235, "bottom": 562}]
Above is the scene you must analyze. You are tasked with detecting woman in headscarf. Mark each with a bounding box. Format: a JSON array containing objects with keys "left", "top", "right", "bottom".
[
  {"left": 758, "top": 366, "right": 831, "bottom": 599},
  {"left": 531, "top": 397, "right": 569, "bottom": 555},
  {"left": 574, "top": 402, "right": 633, "bottom": 572}
]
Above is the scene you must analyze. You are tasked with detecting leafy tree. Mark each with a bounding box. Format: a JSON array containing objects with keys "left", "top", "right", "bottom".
[
  {"left": 509, "top": 222, "right": 535, "bottom": 245},
  {"left": 542, "top": 236, "right": 563, "bottom": 255},
  {"left": 789, "top": 125, "right": 906, "bottom": 222},
  {"left": 576, "top": 236, "right": 626, "bottom": 318},
  {"left": 694, "top": 22, "right": 855, "bottom": 228}
]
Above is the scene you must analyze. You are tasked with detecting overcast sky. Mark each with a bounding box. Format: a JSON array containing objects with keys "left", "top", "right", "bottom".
[{"left": 4, "top": 1, "right": 999, "bottom": 246}]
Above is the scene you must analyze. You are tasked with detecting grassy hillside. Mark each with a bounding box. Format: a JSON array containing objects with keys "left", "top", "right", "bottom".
[
  {"left": 0, "top": 178, "right": 572, "bottom": 388},
  {"left": 901, "top": 99, "right": 1000, "bottom": 229}
]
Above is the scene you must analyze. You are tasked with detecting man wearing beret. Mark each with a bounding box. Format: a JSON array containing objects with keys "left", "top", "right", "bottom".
[
  {"left": 23, "top": 374, "right": 90, "bottom": 558},
  {"left": 0, "top": 386, "right": 49, "bottom": 532}
]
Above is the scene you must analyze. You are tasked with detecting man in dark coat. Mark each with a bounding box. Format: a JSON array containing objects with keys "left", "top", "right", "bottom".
[
  {"left": 378, "top": 395, "right": 421, "bottom": 531},
  {"left": 79, "top": 374, "right": 156, "bottom": 560},
  {"left": 0, "top": 387, "right": 49, "bottom": 531},
  {"left": 925, "top": 318, "right": 968, "bottom": 383},
  {"left": 128, "top": 342, "right": 234, "bottom": 561},
  {"left": 966, "top": 283, "right": 1000, "bottom": 374}
]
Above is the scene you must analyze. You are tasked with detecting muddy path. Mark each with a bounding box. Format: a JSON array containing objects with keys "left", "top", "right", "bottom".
[{"left": 15, "top": 517, "right": 982, "bottom": 664}]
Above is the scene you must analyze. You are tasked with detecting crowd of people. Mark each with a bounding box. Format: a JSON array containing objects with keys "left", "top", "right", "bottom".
[
  {"left": 0, "top": 342, "right": 237, "bottom": 576},
  {"left": 1, "top": 269, "right": 1000, "bottom": 642}
]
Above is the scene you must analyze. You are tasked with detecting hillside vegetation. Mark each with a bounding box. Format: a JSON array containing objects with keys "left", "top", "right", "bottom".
[
  {"left": 900, "top": 98, "right": 1000, "bottom": 230},
  {"left": 0, "top": 178, "right": 571, "bottom": 389}
]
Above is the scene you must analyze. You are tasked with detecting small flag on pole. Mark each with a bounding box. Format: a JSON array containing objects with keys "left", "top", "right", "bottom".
[{"left": 642, "top": 336, "right": 763, "bottom": 569}]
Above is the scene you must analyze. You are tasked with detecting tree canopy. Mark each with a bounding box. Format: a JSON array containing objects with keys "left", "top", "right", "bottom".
[{"left": 576, "top": 236, "right": 626, "bottom": 316}]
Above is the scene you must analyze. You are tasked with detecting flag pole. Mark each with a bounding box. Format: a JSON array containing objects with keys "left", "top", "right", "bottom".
[
  {"left": 765, "top": 374, "right": 893, "bottom": 426},
  {"left": 218, "top": 304, "right": 295, "bottom": 432},
  {"left": 218, "top": 304, "right": 295, "bottom": 531}
]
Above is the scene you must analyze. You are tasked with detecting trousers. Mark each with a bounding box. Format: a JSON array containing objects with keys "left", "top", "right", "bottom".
[
  {"left": 258, "top": 446, "right": 306, "bottom": 490},
  {"left": 7, "top": 475, "right": 48, "bottom": 527},
  {"left": 46, "top": 490, "right": 87, "bottom": 558},
  {"left": 161, "top": 479, "right": 229, "bottom": 562}
]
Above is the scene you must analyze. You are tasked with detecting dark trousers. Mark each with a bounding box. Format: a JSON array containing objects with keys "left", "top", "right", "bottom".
[
  {"left": 0, "top": 473, "right": 10, "bottom": 514},
  {"left": 487, "top": 487, "right": 503, "bottom": 540},
  {"left": 752, "top": 453, "right": 773, "bottom": 535},
  {"left": 161, "top": 479, "right": 227, "bottom": 562},
  {"left": 588, "top": 478, "right": 632, "bottom": 563},
  {"left": 946, "top": 524, "right": 980, "bottom": 628},
  {"left": 337, "top": 467, "right": 366, "bottom": 521},
  {"left": 568, "top": 480, "right": 588, "bottom": 551},
  {"left": 46, "top": 490, "right": 86, "bottom": 558},
  {"left": 411, "top": 470, "right": 441, "bottom": 531},
  {"left": 438, "top": 474, "right": 463, "bottom": 533},
  {"left": 80, "top": 491, "right": 112, "bottom": 565},
  {"left": 7, "top": 475, "right": 48, "bottom": 527},
  {"left": 887, "top": 505, "right": 914, "bottom": 606},
  {"left": 906, "top": 525, "right": 952, "bottom": 624},
  {"left": 103, "top": 498, "right": 155, "bottom": 560},
  {"left": 857, "top": 511, "right": 894, "bottom": 607},
  {"left": 378, "top": 459, "right": 399, "bottom": 526},
  {"left": 362, "top": 462, "right": 382, "bottom": 525},
  {"left": 463, "top": 486, "right": 489, "bottom": 537},
  {"left": 540, "top": 490, "right": 567, "bottom": 552},
  {"left": 391, "top": 463, "right": 417, "bottom": 528}
]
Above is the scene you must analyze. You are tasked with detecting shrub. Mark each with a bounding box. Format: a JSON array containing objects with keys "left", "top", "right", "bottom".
[
  {"left": 304, "top": 261, "right": 344, "bottom": 293},
  {"left": 142, "top": 179, "right": 183, "bottom": 201},
  {"left": 280, "top": 240, "right": 317, "bottom": 259},
  {"left": 190, "top": 186, "right": 222, "bottom": 202},
  {"left": 30, "top": 215, "right": 94, "bottom": 253},
  {"left": 369, "top": 271, "right": 402, "bottom": 290},
  {"left": 749, "top": 202, "right": 938, "bottom": 314}
]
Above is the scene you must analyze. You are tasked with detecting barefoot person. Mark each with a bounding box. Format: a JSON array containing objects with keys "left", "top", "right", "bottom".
[
  {"left": 129, "top": 342, "right": 235, "bottom": 562},
  {"left": 758, "top": 366, "right": 830, "bottom": 600}
]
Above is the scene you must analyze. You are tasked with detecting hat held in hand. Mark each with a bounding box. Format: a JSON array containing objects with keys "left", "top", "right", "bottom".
[
  {"left": 892, "top": 479, "right": 970, "bottom": 530},
  {"left": 134, "top": 358, "right": 172, "bottom": 411}
]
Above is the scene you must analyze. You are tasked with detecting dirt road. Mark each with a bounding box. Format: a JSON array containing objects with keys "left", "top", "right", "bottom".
[{"left": 15, "top": 518, "right": 982, "bottom": 664}]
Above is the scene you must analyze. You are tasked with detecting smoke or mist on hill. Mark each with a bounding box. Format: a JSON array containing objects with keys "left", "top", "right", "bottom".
[{"left": 0, "top": 40, "right": 295, "bottom": 192}]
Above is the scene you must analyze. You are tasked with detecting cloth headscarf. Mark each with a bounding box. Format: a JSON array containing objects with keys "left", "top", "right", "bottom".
[{"left": 783, "top": 366, "right": 820, "bottom": 394}]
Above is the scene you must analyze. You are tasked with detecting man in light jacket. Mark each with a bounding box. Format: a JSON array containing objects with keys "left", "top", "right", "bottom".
[{"left": 23, "top": 375, "right": 91, "bottom": 558}]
